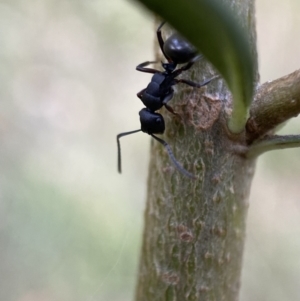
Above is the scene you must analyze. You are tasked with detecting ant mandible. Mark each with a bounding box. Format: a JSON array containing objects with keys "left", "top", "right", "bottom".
[{"left": 117, "top": 22, "right": 214, "bottom": 179}]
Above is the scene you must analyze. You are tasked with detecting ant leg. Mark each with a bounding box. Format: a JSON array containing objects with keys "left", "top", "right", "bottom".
[
  {"left": 171, "top": 60, "right": 196, "bottom": 78},
  {"left": 157, "top": 21, "right": 172, "bottom": 63},
  {"left": 136, "top": 61, "right": 159, "bottom": 74},
  {"left": 175, "top": 75, "right": 220, "bottom": 88},
  {"left": 137, "top": 88, "right": 146, "bottom": 100},
  {"left": 162, "top": 89, "right": 174, "bottom": 105},
  {"left": 157, "top": 22, "right": 166, "bottom": 49},
  {"left": 151, "top": 134, "right": 196, "bottom": 179},
  {"left": 174, "top": 55, "right": 203, "bottom": 74},
  {"left": 162, "top": 89, "right": 180, "bottom": 117},
  {"left": 164, "top": 103, "right": 181, "bottom": 118},
  {"left": 175, "top": 77, "right": 211, "bottom": 88},
  {"left": 117, "top": 130, "right": 141, "bottom": 173}
]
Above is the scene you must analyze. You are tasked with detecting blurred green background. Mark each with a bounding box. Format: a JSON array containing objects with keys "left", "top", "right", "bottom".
[{"left": 0, "top": 0, "right": 299, "bottom": 300}]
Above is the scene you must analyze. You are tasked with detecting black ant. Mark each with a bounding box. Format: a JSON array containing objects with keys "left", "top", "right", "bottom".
[{"left": 117, "top": 22, "right": 214, "bottom": 179}]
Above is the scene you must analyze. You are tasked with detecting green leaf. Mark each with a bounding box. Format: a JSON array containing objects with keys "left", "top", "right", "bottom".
[{"left": 134, "top": 0, "right": 255, "bottom": 133}]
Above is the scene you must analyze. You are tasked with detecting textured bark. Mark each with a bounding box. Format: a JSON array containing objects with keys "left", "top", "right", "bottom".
[
  {"left": 135, "top": 126, "right": 256, "bottom": 301},
  {"left": 135, "top": 1, "right": 258, "bottom": 300}
]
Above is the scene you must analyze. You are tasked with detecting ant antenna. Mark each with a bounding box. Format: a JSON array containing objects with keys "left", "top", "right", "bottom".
[
  {"left": 117, "top": 130, "right": 141, "bottom": 173},
  {"left": 117, "top": 130, "right": 196, "bottom": 179},
  {"left": 151, "top": 134, "right": 196, "bottom": 179}
]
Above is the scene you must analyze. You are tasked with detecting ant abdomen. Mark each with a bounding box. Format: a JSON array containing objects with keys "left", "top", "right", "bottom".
[{"left": 163, "top": 33, "right": 198, "bottom": 64}]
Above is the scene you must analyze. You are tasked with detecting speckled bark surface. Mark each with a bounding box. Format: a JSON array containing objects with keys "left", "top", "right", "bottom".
[{"left": 135, "top": 117, "right": 256, "bottom": 301}]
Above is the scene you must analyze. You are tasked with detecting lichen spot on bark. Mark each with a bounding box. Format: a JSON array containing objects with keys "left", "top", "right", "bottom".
[{"left": 179, "top": 93, "right": 222, "bottom": 130}]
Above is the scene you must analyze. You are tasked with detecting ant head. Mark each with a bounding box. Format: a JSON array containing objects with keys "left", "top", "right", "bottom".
[
  {"left": 139, "top": 108, "right": 165, "bottom": 135},
  {"left": 163, "top": 33, "right": 198, "bottom": 64}
]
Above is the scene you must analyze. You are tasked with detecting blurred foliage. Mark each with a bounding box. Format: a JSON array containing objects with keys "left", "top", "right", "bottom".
[
  {"left": 0, "top": 1, "right": 152, "bottom": 300},
  {"left": 0, "top": 0, "right": 300, "bottom": 301}
]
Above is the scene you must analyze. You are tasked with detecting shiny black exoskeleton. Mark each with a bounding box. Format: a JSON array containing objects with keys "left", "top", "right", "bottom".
[
  {"left": 117, "top": 22, "right": 214, "bottom": 179},
  {"left": 136, "top": 21, "right": 212, "bottom": 116}
]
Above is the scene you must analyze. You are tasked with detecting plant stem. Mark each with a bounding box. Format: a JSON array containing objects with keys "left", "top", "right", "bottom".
[{"left": 247, "top": 135, "right": 300, "bottom": 158}]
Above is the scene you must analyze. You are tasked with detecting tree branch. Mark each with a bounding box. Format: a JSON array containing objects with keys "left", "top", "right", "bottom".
[
  {"left": 246, "top": 69, "right": 300, "bottom": 142},
  {"left": 247, "top": 134, "right": 300, "bottom": 158}
]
